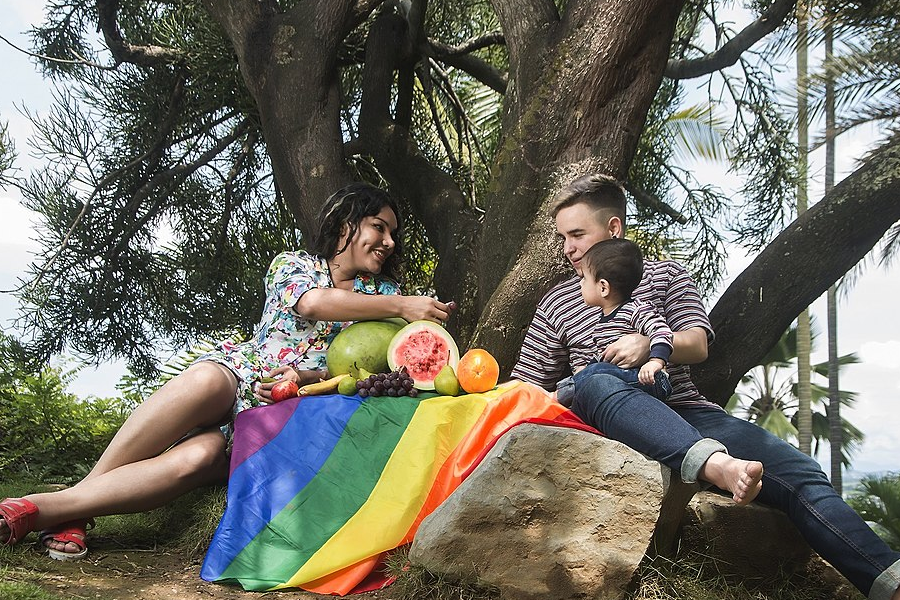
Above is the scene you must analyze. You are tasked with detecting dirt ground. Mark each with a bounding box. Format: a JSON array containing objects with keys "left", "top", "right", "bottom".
[{"left": 6, "top": 544, "right": 400, "bottom": 600}]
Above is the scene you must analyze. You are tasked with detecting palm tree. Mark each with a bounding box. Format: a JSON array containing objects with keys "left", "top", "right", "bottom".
[
  {"left": 795, "top": 0, "right": 813, "bottom": 456},
  {"left": 823, "top": 14, "right": 843, "bottom": 493},
  {"left": 727, "top": 320, "right": 864, "bottom": 467},
  {"left": 847, "top": 473, "right": 900, "bottom": 551},
  {"left": 815, "top": 0, "right": 900, "bottom": 272}
]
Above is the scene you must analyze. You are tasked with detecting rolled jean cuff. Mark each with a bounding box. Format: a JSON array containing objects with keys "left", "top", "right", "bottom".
[
  {"left": 869, "top": 558, "right": 900, "bottom": 600},
  {"left": 681, "top": 438, "right": 727, "bottom": 483},
  {"left": 556, "top": 375, "right": 575, "bottom": 408}
]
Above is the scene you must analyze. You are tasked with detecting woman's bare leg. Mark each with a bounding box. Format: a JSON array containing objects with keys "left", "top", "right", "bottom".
[
  {"left": 40, "top": 429, "right": 229, "bottom": 552},
  {"left": 1, "top": 361, "right": 237, "bottom": 552},
  {"left": 83, "top": 362, "right": 237, "bottom": 479}
]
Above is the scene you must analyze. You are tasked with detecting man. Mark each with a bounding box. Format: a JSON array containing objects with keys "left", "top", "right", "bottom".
[{"left": 511, "top": 174, "right": 900, "bottom": 600}]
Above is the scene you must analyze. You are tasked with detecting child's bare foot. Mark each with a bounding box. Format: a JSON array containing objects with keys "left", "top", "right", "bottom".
[{"left": 699, "top": 452, "right": 764, "bottom": 506}]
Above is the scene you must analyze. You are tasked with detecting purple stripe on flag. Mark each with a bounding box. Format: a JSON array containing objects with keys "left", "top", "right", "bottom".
[{"left": 230, "top": 397, "right": 300, "bottom": 473}]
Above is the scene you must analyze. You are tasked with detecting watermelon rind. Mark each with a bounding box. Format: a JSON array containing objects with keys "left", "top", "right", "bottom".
[
  {"left": 326, "top": 320, "right": 405, "bottom": 376},
  {"left": 386, "top": 320, "right": 460, "bottom": 390}
]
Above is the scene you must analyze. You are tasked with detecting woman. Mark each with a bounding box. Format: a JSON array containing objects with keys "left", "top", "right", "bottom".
[{"left": 0, "top": 182, "right": 451, "bottom": 560}]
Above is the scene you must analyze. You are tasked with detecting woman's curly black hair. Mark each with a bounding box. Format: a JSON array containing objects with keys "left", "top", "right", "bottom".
[{"left": 310, "top": 182, "right": 404, "bottom": 281}]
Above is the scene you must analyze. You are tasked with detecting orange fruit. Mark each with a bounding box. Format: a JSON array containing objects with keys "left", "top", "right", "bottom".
[{"left": 456, "top": 349, "right": 500, "bottom": 393}]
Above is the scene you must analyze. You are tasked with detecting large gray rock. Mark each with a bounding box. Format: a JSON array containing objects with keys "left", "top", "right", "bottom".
[{"left": 409, "top": 424, "right": 699, "bottom": 600}]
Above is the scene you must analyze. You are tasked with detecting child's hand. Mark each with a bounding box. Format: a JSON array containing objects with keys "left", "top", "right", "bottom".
[{"left": 638, "top": 359, "right": 664, "bottom": 385}]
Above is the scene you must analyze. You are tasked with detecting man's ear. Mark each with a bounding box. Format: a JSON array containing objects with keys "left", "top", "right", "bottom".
[{"left": 607, "top": 216, "right": 623, "bottom": 239}]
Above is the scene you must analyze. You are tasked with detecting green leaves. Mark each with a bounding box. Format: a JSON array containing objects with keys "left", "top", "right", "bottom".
[
  {"left": 729, "top": 321, "right": 863, "bottom": 467},
  {"left": 0, "top": 334, "right": 131, "bottom": 481},
  {"left": 848, "top": 472, "right": 900, "bottom": 551}
]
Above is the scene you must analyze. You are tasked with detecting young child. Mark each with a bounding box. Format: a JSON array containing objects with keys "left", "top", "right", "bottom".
[{"left": 557, "top": 238, "right": 673, "bottom": 406}]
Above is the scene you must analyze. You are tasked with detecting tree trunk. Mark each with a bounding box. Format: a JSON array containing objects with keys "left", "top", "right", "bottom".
[
  {"left": 203, "top": 0, "right": 353, "bottom": 238},
  {"left": 795, "top": 0, "right": 812, "bottom": 455},
  {"left": 472, "top": 0, "right": 686, "bottom": 372},
  {"left": 824, "top": 21, "right": 842, "bottom": 492}
]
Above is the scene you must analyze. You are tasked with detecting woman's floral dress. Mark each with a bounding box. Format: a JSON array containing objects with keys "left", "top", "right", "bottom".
[{"left": 197, "top": 251, "right": 400, "bottom": 425}]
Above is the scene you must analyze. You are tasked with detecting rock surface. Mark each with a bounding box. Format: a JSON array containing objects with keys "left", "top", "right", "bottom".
[
  {"left": 681, "top": 491, "right": 813, "bottom": 580},
  {"left": 409, "top": 424, "right": 698, "bottom": 600}
]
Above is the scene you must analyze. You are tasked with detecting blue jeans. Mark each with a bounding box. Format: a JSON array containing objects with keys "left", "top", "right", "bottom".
[
  {"left": 568, "top": 363, "right": 900, "bottom": 600},
  {"left": 556, "top": 360, "right": 671, "bottom": 407}
]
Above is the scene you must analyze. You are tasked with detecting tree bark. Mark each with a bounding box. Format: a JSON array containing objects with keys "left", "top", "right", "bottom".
[
  {"left": 795, "top": 0, "right": 812, "bottom": 455},
  {"left": 824, "top": 21, "right": 842, "bottom": 492},
  {"left": 473, "top": 0, "right": 686, "bottom": 373},
  {"left": 693, "top": 135, "right": 900, "bottom": 405},
  {"left": 355, "top": 11, "right": 483, "bottom": 340},
  {"left": 202, "top": 0, "right": 358, "bottom": 237}
]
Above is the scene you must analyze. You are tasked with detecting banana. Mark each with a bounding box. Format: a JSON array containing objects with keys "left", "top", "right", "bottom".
[{"left": 298, "top": 373, "right": 352, "bottom": 396}]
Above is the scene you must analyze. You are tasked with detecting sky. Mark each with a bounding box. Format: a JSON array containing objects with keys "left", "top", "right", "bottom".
[{"left": 1, "top": 4, "right": 897, "bottom": 477}]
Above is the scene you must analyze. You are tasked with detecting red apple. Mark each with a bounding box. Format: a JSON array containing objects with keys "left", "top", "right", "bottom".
[{"left": 270, "top": 379, "right": 299, "bottom": 402}]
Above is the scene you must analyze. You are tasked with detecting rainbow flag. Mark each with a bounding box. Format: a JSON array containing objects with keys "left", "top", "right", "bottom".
[{"left": 201, "top": 381, "right": 593, "bottom": 595}]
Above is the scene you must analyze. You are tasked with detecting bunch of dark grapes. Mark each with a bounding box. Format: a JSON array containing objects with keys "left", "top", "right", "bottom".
[{"left": 356, "top": 367, "right": 419, "bottom": 398}]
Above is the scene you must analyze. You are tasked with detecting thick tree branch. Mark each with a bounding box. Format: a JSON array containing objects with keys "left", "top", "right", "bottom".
[
  {"left": 350, "top": 0, "right": 387, "bottom": 27},
  {"left": 357, "top": 11, "right": 480, "bottom": 324},
  {"left": 426, "top": 39, "right": 508, "bottom": 93},
  {"left": 693, "top": 134, "right": 900, "bottom": 404},
  {"left": 665, "top": 0, "right": 796, "bottom": 80},
  {"left": 623, "top": 181, "right": 688, "bottom": 224},
  {"left": 96, "top": 0, "right": 185, "bottom": 67},
  {"left": 437, "top": 32, "right": 505, "bottom": 56}
]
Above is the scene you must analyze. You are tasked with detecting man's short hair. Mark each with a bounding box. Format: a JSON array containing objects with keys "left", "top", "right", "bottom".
[
  {"left": 582, "top": 238, "right": 644, "bottom": 299},
  {"left": 549, "top": 174, "right": 627, "bottom": 222}
]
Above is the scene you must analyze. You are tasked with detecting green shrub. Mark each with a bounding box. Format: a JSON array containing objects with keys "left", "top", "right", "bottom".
[
  {"left": 0, "top": 335, "right": 135, "bottom": 482},
  {"left": 848, "top": 472, "right": 900, "bottom": 551}
]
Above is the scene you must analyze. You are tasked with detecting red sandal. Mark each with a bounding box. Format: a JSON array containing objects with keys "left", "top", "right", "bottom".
[
  {"left": 40, "top": 518, "right": 94, "bottom": 561},
  {"left": 0, "top": 497, "right": 40, "bottom": 545}
]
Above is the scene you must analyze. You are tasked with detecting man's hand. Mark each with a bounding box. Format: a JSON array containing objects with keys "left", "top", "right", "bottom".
[{"left": 601, "top": 333, "right": 650, "bottom": 368}]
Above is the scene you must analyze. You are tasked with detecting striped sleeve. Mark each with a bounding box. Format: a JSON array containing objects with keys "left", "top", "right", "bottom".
[
  {"left": 510, "top": 298, "right": 570, "bottom": 391},
  {"left": 631, "top": 303, "right": 674, "bottom": 356},
  {"left": 651, "top": 262, "right": 714, "bottom": 341}
]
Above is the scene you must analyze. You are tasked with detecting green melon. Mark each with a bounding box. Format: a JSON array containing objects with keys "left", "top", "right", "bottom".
[
  {"left": 387, "top": 321, "right": 460, "bottom": 390},
  {"left": 326, "top": 319, "right": 405, "bottom": 376}
]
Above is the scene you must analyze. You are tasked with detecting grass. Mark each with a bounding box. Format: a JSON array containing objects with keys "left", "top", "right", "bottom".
[
  {"left": 2, "top": 476, "right": 866, "bottom": 600},
  {"left": 0, "top": 580, "right": 58, "bottom": 600},
  {"left": 1, "top": 477, "right": 225, "bottom": 564},
  {"left": 383, "top": 544, "right": 864, "bottom": 600},
  {"left": 384, "top": 547, "right": 500, "bottom": 600},
  {"left": 630, "top": 552, "right": 824, "bottom": 600}
]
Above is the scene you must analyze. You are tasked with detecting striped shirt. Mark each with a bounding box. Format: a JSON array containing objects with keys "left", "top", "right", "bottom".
[
  {"left": 596, "top": 299, "right": 673, "bottom": 363},
  {"left": 511, "top": 260, "right": 720, "bottom": 409}
]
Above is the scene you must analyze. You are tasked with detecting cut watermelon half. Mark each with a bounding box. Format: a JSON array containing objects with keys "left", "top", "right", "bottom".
[{"left": 387, "top": 321, "right": 460, "bottom": 390}]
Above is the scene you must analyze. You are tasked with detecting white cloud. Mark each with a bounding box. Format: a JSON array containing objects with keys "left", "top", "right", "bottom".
[
  {"left": 8, "top": 4, "right": 46, "bottom": 28},
  {"left": 0, "top": 195, "right": 40, "bottom": 247},
  {"left": 858, "top": 341, "right": 900, "bottom": 370}
]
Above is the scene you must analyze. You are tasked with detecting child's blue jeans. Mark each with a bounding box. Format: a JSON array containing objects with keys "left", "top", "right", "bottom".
[{"left": 555, "top": 360, "right": 672, "bottom": 408}]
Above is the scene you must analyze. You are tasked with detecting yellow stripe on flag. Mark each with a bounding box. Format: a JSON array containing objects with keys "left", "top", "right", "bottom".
[{"left": 281, "top": 388, "right": 502, "bottom": 588}]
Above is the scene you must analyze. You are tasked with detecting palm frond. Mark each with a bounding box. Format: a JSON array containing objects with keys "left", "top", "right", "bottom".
[
  {"left": 158, "top": 330, "right": 247, "bottom": 383},
  {"left": 666, "top": 103, "right": 730, "bottom": 163}
]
